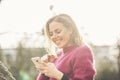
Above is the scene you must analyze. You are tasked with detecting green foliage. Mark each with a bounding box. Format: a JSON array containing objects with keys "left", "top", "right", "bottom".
[
  {"left": 0, "top": 43, "right": 47, "bottom": 80},
  {"left": 95, "top": 56, "right": 119, "bottom": 80},
  {"left": 11, "top": 43, "right": 47, "bottom": 80}
]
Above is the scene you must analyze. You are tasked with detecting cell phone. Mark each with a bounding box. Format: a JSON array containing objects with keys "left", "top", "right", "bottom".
[{"left": 31, "top": 57, "right": 41, "bottom": 66}]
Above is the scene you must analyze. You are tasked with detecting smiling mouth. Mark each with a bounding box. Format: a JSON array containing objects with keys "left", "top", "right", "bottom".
[{"left": 55, "top": 40, "right": 60, "bottom": 45}]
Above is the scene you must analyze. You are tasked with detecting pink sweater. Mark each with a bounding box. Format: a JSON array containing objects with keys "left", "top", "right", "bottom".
[{"left": 37, "top": 45, "right": 96, "bottom": 80}]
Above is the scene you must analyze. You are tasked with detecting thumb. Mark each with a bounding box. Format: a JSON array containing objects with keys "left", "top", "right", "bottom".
[{"left": 47, "top": 54, "right": 56, "bottom": 62}]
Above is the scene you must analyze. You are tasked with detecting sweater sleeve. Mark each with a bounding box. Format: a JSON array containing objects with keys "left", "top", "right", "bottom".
[
  {"left": 37, "top": 73, "right": 49, "bottom": 80},
  {"left": 72, "top": 46, "right": 96, "bottom": 80}
]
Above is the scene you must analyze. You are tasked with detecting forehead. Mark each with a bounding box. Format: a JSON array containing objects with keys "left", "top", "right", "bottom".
[{"left": 49, "top": 21, "right": 66, "bottom": 32}]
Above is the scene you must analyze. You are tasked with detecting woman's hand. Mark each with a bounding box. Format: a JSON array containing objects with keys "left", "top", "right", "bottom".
[
  {"left": 37, "top": 62, "right": 63, "bottom": 80},
  {"left": 41, "top": 54, "right": 56, "bottom": 63}
]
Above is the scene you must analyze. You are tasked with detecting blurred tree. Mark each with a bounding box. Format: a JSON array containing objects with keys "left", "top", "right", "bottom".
[
  {"left": 0, "top": 30, "right": 47, "bottom": 80},
  {"left": 0, "top": 45, "right": 3, "bottom": 61},
  {"left": 95, "top": 58, "right": 118, "bottom": 80},
  {"left": 10, "top": 42, "right": 33, "bottom": 80},
  {"left": 12, "top": 42, "right": 23, "bottom": 80},
  {"left": 11, "top": 37, "right": 47, "bottom": 80},
  {"left": 0, "top": 61, "right": 16, "bottom": 80},
  {"left": 40, "top": 27, "right": 45, "bottom": 35}
]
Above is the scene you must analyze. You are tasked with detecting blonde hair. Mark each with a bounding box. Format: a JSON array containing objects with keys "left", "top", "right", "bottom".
[{"left": 44, "top": 13, "right": 84, "bottom": 47}]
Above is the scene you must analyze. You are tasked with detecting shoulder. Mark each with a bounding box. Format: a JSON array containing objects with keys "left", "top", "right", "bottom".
[
  {"left": 76, "top": 44, "right": 92, "bottom": 53},
  {"left": 71, "top": 44, "right": 95, "bottom": 65},
  {"left": 74, "top": 44, "right": 94, "bottom": 58}
]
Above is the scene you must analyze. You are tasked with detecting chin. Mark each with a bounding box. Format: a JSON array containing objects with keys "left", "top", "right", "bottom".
[
  {"left": 56, "top": 43, "right": 66, "bottom": 48},
  {"left": 57, "top": 46, "right": 62, "bottom": 48},
  {"left": 57, "top": 45, "right": 64, "bottom": 48}
]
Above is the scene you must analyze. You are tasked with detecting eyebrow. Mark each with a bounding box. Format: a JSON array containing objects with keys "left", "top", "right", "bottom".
[{"left": 49, "top": 28, "right": 60, "bottom": 33}]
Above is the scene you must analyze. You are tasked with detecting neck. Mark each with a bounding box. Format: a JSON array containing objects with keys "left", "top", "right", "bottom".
[{"left": 63, "top": 45, "right": 78, "bottom": 53}]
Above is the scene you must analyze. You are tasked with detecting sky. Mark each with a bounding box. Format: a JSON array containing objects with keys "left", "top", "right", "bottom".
[{"left": 0, "top": 0, "right": 120, "bottom": 48}]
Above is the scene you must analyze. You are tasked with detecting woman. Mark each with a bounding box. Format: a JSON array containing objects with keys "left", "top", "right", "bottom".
[{"left": 35, "top": 14, "right": 96, "bottom": 80}]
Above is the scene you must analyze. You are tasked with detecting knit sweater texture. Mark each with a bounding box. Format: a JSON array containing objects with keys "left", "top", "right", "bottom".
[{"left": 37, "top": 45, "right": 96, "bottom": 80}]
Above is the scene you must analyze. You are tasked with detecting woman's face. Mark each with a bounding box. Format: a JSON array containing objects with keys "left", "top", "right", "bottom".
[{"left": 49, "top": 21, "right": 73, "bottom": 48}]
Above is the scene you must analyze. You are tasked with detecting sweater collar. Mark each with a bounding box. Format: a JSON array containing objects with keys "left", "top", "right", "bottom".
[{"left": 62, "top": 45, "right": 78, "bottom": 53}]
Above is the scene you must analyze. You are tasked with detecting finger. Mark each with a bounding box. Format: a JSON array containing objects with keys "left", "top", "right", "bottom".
[
  {"left": 40, "top": 69, "right": 47, "bottom": 74},
  {"left": 47, "top": 55, "right": 51, "bottom": 62},
  {"left": 40, "top": 61, "right": 48, "bottom": 66},
  {"left": 37, "top": 65, "right": 48, "bottom": 71},
  {"left": 43, "top": 70, "right": 48, "bottom": 73},
  {"left": 35, "top": 66, "right": 42, "bottom": 72},
  {"left": 43, "top": 70, "right": 49, "bottom": 76},
  {"left": 42, "top": 58, "right": 48, "bottom": 63},
  {"left": 47, "top": 54, "right": 54, "bottom": 58},
  {"left": 41, "top": 55, "right": 49, "bottom": 62},
  {"left": 35, "top": 66, "right": 47, "bottom": 73},
  {"left": 47, "top": 54, "right": 55, "bottom": 62}
]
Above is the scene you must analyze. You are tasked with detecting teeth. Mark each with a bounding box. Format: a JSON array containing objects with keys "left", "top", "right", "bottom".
[{"left": 56, "top": 40, "right": 60, "bottom": 44}]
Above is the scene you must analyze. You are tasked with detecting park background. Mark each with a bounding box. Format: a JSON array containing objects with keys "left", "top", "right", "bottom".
[{"left": 0, "top": 0, "right": 120, "bottom": 80}]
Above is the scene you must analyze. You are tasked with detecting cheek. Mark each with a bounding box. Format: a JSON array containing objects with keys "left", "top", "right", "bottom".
[{"left": 64, "top": 34, "right": 71, "bottom": 41}]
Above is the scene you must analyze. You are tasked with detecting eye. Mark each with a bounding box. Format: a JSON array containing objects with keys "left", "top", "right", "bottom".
[{"left": 56, "top": 30, "right": 61, "bottom": 34}]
